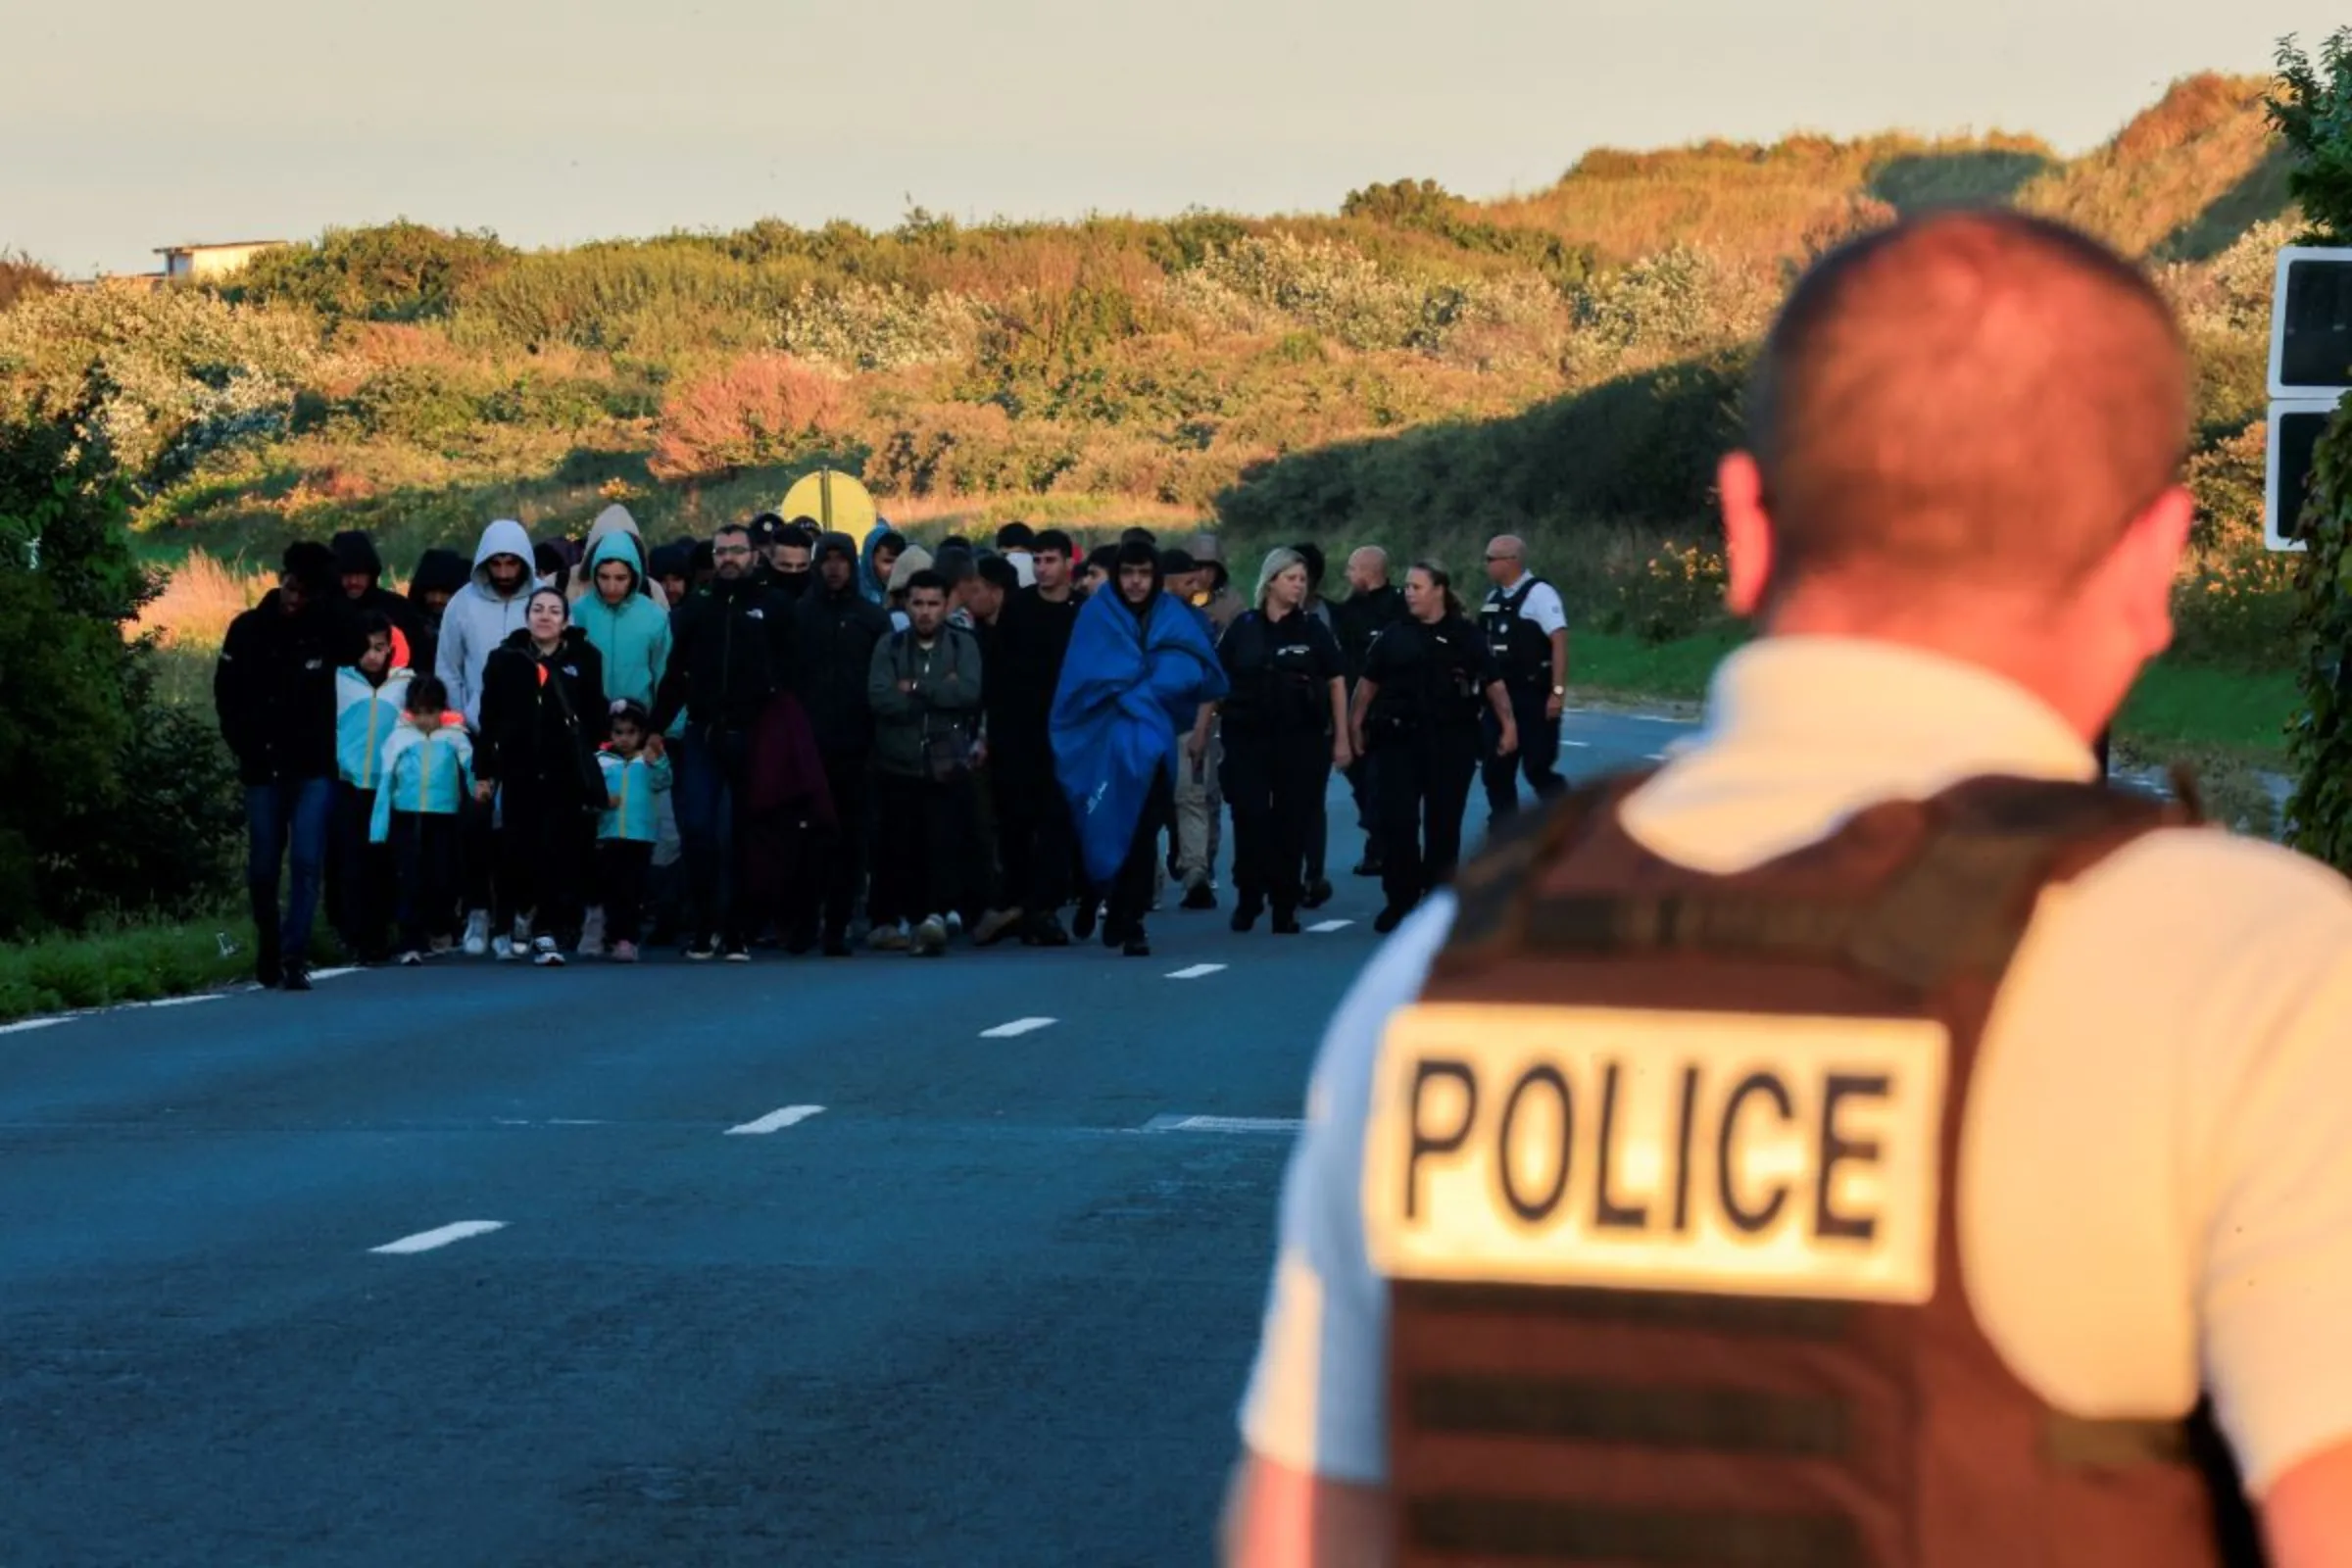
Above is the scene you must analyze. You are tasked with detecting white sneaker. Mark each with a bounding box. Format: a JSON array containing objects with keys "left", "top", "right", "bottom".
[
  {"left": 577, "top": 906, "right": 606, "bottom": 958},
  {"left": 532, "top": 934, "right": 559, "bottom": 957},
  {"left": 397, "top": 951, "right": 423, "bottom": 967},
  {"left": 911, "top": 915, "right": 949, "bottom": 957},
  {"left": 532, "top": 943, "right": 566, "bottom": 967},
  {"left": 462, "top": 909, "right": 489, "bottom": 957},
  {"left": 492, "top": 936, "right": 517, "bottom": 962}
]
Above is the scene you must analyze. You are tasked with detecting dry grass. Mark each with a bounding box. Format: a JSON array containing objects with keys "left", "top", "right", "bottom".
[
  {"left": 2020, "top": 74, "right": 2287, "bottom": 258},
  {"left": 132, "top": 549, "right": 269, "bottom": 650}
]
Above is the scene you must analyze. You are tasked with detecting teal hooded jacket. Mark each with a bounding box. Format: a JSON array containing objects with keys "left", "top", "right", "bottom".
[
  {"left": 335, "top": 664, "right": 413, "bottom": 789},
  {"left": 596, "top": 747, "right": 672, "bottom": 843},
  {"left": 573, "top": 531, "right": 672, "bottom": 709}
]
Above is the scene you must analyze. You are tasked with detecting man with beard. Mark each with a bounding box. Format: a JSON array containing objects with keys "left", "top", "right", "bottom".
[
  {"left": 790, "top": 531, "right": 892, "bottom": 956},
  {"left": 652, "top": 521, "right": 798, "bottom": 961},
  {"left": 1051, "top": 539, "right": 1228, "bottom": 957},
  {"left": 436, "top": 517, "right": 539, "bottom": 955},
  {"left": 329, "top": 529, "right": 423, "bottom": 667}
]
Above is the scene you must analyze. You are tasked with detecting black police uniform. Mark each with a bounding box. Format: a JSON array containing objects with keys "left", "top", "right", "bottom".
[
  {"left": 1215, "top": 606, "right": 1344, "bottom": 930},
  {"left": 1479, "top": 574, "right": 1565, "bottom": 819},
  {"left": 1359, "top": 613, "right": 1502, "bottom": 921}
]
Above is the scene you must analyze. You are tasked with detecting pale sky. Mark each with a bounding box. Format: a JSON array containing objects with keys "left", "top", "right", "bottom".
[{"left": 3, "top": 0, "right": 2343, "bottom": 276}]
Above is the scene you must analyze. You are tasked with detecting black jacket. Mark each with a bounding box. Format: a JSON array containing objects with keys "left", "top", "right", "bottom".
[
  {"left": 1216, "top": 607, "right": 1344, "bottom": 737},
  {"left": 652, "top": 573, "right": 797, "bottom": 735},
  {"left": 330, "top": 530, "right": 425, "bottom": 663},
  {"left": 1335, "top": 583, "right": 1406, "bottom": 685},
  {"left": 475, "top": 627, "right": 607, "bottom": 805},
  {"left": 790, "top": 581, "right": 892, "bottom": 755},
  {"left": 986, "top": 587, "right": 1081, "bottom": 749},
  {"left": 214, "top": 590, "right": 342, "bottom": 785}
]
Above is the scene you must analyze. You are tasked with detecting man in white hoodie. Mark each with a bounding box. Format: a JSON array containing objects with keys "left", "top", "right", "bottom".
[{"left": 434, "top": 517, "right": 537, "bottom": 954}]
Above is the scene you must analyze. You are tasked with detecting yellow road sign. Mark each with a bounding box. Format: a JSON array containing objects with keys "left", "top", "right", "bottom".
[{"left": 780, "top": 468, "right": 879, "bottom": 536}]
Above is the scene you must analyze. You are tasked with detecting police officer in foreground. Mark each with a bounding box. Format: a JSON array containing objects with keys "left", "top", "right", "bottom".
[
  {"left": 1221, "top": 209, "right": 2352, "bottom": 1567},
  {"left": 1477, "top": 533, "right": 1567, "bottom": 823}
]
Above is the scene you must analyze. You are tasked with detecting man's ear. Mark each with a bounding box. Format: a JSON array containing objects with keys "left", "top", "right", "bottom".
[
  {"left": 1719, "top": 452, "right": 1775, "bottom": 618},
  {"left": 2111, "top": 483, "right": 2194, "bottom": 661}
]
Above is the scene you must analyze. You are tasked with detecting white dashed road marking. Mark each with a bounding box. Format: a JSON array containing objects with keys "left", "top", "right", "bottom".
[
  {"left": 1144, "top": 1114, "right": 1306, "bottom": 1135},
  {"left": 0, "top": 1018, "right": 69, "bottom": 1035},
  {"left": 725, "top": 1104, "right": 826, "bottom": 1136},
  {"left": 1560, "top": 740, "right": 1591, "bottom": 749},
  {"left": 1306, "top": 919, "right": 1352, "bottom": 934},
  {"left": 309, "top": 967, "right": 360, "bottom": 983},
  {"left": 370, "top": 1220, "right": 507, "bottom": 1255},
  {"left": 1165, "top": 963, "right": 1226, "bottom": 980},
  {"left": 980, "top": 1017, "right": 1057, "bottom": 1038}
]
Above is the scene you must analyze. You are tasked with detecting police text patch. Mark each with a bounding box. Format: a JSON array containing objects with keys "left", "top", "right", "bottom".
[{"left": 1362, "top": 1004, "right": 1947, "bottom": 1303}]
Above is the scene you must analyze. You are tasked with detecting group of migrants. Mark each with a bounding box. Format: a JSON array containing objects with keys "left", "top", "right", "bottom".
[{"left": 213, "top": 507, "right": 1573, "bottom": 988}]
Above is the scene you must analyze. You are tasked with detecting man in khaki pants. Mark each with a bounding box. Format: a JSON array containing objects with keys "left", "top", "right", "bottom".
[{"left": 1165, "top": 546, "right": 1224, "bottom": 909}]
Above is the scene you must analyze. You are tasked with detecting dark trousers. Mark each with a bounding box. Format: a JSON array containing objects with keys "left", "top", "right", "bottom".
[
  {"left": 1222, "top": 728, "right": 1330, "bottom": 919},
  {"left": 462, "top": 790, "right": 497, "bottom": 911},
  {"left": 994, "top": 742, "right": 1071, "bottom": 916},
  {"left": 1105, "top": 768, "right": 1174, "bottom": 941},
  {"left": 598, "top": 840, "right": 655, "bottom": 945},
  {"left": 1374, "top": 735, "right": 1481, "bottom": 910},
  {"left": 677, "top": 725, "right": 754, "bottom": 946},
  {"left": 801, "top": 749, "right": 871, "bottom": 943},
  {"left": 244, "top": 776, "right": 333, "bottom": 976},
  {"left": 390, "top": 810, "right": 462, "bottom": 953},
  {"left": 871, "top": 769, "right": 979, "bottom": 926},
  {"left": 1482, "top": 684, "right": 1564, "bottom": 821},
  {"left": 329, "top": 782, "right": 393, "bottom": 958},
  {"left": 493, "top": 788, "right": 592, "bottom": 945}
]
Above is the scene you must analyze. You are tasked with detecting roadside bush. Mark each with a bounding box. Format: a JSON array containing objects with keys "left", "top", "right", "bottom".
[
  {"left": 1604, "top": 539, "right": 1732, "bottom": 644},
  {"left": 224, "top": 221, "right": 514, "bottom": 322},
  {"left": 648, "top": 353, "right": 856, "bottom": 482},
  {"left": 0, "top": 417, "right": 239, "bottom": 936},
  {"left": 0, "top": 249, "right": 59, "bottom": 313},
  {"left": 0, "top": 285, "right": 324, "bottom": 488}
]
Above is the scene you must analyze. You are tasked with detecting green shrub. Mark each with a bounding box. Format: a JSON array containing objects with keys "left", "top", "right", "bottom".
[
  {"left": 224, "top": 221, "right": 514, "bottom": 322},
  {"left": 344, "top": 363, "right": 488, "bottom": 444},
  {"left": 1604, "top": 539, "right": 1733, "bottom": 644}
]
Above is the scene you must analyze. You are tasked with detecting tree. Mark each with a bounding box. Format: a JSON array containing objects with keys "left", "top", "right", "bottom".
[
  {"left": 0, "top": 416, "right": 238, "bottom": 935},
  {"left": 2271, "top": 30, "right": 2352, "bottom": 866}
]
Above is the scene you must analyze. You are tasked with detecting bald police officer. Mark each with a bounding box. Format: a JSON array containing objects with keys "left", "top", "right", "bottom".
[{"left": 1221, "top": 210, "right": 2352, "bottom": 1566}]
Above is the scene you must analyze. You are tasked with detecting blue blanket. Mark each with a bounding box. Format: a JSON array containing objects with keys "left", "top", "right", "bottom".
[{"left": 1051, "top": 591, "right": 1229, "bottom": 887}]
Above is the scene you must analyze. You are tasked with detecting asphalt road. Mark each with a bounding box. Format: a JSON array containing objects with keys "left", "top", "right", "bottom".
[{"left": 0, "top": 709, "right": 1691, "bottom": 1568}]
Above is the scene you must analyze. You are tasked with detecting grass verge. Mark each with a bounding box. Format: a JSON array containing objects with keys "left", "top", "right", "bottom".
[
  {"left": 0, "top": 910, "right": 269, "bottom": 1025},
  {"left": 1570, "top": 630, "right": 2297, "bottom": 771}
]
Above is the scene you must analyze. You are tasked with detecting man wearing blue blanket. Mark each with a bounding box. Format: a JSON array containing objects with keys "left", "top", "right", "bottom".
[{"left": 1050, "top": 538, "right": 1230, "bottom": 957}]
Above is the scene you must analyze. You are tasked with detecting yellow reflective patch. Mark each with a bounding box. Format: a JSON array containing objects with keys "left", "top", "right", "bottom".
[{"left": 1362, "top": 1003, "right": 1947, "bottom": 1303}]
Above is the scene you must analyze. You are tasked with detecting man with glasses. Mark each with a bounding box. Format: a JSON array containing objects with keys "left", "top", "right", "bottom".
[
  {"left": 1476, "top": 533, "right": 1568, "bottom": 822},
  {"left": 651, "top": 521, "right": 798, "bottom": 961}
]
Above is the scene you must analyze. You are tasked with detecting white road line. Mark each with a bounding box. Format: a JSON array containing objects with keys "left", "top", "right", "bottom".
[
  {"left": 369, "top": 1220, "right": 506, "bottom": 1255},
  {"left": 725, "top": 1104, "right": 826, "bottom": 1136},
  {"left": 1166, "top": 963, "right": 1227, "bottom": 980},
  {"left": 1306, "top": 919, "right": 1352, "bottom": 934},
  {"left": 1560, "top": 739, "right": 1592, "bottom": 748},
  {"left": 141, "top": 994, "right": 223, "bottom": 1008},
  {"left": 1146, "top": 1113, "right": 1306, "bottom": 1135},
  {"left": 1643, "top": 753, "right": 1668, "bottom": 761},
  {"left": 980, "top": 1016, "right": 1058, "bottom": 1038},
  {"left": 309, "top": 966, "right": 360, "bottom": 982},
  {"left": 0, "top": 1017, "right": 69, "bottom": 1035}
]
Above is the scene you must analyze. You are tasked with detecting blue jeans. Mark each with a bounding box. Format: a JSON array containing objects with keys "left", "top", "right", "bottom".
[
  {"left": 245, "top": 777, "right": 333, "bottom": 972},
  {"left": 675, "top": 727, "right": 751, "bottom": 945}
]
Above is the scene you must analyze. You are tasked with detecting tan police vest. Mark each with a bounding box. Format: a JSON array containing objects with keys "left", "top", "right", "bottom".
[{"left": 1361, "top": 771, "right": 2265, "bottom": 1567}]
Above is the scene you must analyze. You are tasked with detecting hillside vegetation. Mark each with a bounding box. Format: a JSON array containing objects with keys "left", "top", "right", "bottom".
[{"left": 0, "top": 73, "right": 2298, "bottom": 659}]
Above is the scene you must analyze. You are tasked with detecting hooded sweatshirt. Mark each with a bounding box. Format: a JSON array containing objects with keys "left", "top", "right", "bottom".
[
  {"left": 335, "top": 663, "right": 415, "bottom": 789},
  {"left": 790, "top": 532, "right": 893, "bottom": 755},
  {"left": 572, "top": 531, "right": 673, "bottom": 709},
  {"left": 435, "top": 518, "right": 537, "bottom": 728},
  {"left": 566, "top": 504, "right": 671, "bottom": 610},
  {"left": 596, "top": 746, "right": 673, "bottom": 843},
  {"left": 368, "top": 717, "right": 476, "bottom": 842}
]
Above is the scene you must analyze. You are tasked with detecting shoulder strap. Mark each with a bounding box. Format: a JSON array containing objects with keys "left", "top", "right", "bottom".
[{"left": 1445, "top": 775, "right": 2190, "bottom": 995}]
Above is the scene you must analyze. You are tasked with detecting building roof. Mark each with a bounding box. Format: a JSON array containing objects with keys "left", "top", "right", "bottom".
[{"left": 153, "top": 240, "right": 289, "bottom": 255}]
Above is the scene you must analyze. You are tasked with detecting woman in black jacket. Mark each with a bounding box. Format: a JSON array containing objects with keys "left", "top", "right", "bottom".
[{"left": 475, "top": 588, "right": 607, "bottom": 965}]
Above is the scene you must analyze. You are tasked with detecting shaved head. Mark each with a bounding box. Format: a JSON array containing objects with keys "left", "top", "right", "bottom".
[{"left": 1745, "top": 209, "right": 2188, "bottom": 601}]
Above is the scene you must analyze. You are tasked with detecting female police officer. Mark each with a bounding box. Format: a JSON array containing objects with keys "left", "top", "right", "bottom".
[
  {"left": 1347, "top": 562, "right": 1517, "bottom": 935},
  {"left": 1204, "top": 548, "right": 1349, "bottom": 934}
]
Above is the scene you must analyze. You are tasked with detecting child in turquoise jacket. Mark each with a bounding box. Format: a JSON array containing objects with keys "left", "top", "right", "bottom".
[
  {"left": 594, "top": 699, "right": 671, "bottom": 962},
  {"left": 369, "top": 675, "right": 476, "bottom": 961},
  {"left": 331, "top": 615, "right": 411, "bottom": 961}
]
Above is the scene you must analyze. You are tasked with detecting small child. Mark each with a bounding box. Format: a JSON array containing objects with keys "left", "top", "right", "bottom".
[
  {"left": 332, "top": 614, "right": 411, "bottom": 962},
  {"left": 595, "top": 700, "right": 672, "bottom": 962},
  {"left": 369, "top": 674, "right": 476, "bottom": 964}
]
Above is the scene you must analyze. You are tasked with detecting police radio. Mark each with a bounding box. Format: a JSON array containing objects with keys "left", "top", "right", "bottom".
[{"left": 2265, "top": 246, "right": 2352, "bottom": 552}]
